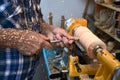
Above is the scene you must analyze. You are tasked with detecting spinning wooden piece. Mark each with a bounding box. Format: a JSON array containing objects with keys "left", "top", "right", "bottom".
[
  {"left": 74, "top": 26, "right": 106, "bottom": 58},
  {"left": 48, "top": 12, "right": 53, "bottom": 25}
]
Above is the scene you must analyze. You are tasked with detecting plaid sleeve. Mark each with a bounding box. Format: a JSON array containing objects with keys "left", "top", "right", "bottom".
[
  {"left": 0, "top": 1, "right": 16, "bottom": 28},
  {"left": 0, "top": 0, "right": 43, "bottom": 30},
  {"left": 0, "top": 0, "right": 42, "bottom": 80}
]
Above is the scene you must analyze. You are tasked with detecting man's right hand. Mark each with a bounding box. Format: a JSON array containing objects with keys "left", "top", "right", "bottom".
[{"left": 16, "top": 30, "right": 52, "bottom": 56}]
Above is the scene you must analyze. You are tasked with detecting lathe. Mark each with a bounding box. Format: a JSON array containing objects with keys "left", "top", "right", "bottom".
[{"left": 43, "top": 18, "right": 120, "bottom": 80}]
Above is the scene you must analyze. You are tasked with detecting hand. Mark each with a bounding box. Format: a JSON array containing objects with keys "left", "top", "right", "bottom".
[
  {"left": 51, "top": 26, "right": 75, "bottom": 47},
  {"left": 41, "top": 23, "right": 75, "bottom": 47},
  {"left": 17, "top": 30, "right": 52, "bottom": 56}
]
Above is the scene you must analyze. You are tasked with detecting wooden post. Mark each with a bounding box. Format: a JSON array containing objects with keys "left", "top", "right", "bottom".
[
  {"left": 82, "top": 0, "right": 91, "bottom": 18},
  {"left": 61, "top": 15, "right": 65, "bottom": 29},
  {"left": 48, "top": 12, "right": 53, "bottom": 25}
]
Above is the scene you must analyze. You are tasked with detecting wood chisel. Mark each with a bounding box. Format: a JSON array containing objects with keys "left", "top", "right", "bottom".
[{"left": 49, "top": 37, "right": 79, "bottom": 43}]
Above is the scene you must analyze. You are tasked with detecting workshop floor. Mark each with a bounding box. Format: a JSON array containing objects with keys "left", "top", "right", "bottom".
[{"left": 32, "top": 52, "right": 49, "bottom": 80}]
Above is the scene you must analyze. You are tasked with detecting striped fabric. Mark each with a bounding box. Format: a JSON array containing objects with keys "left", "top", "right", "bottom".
[{"left": 0, "top": 0, "right": 42, "bottom": 80}]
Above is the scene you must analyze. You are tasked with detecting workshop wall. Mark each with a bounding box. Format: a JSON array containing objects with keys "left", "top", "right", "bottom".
[{"left": 41, "top": 0, "right": 95, "bottom": 26}]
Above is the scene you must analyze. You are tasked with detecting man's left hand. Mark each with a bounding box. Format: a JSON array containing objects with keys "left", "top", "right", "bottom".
[{"left": 41, "top": 23, "right": 75, "bottom": 47}]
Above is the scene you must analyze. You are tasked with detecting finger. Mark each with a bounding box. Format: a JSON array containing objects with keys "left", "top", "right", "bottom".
[
  {"left": 62, "top": 37, "right": 69, "bottom": 46},
  {"left": 24, "top": 51, "right": 33, "bottom": 56},
  {"left": 59, "top": 42, "right": 65, "bottom": 47},
  {"left": 55, "top": 43, "right": 60, "bottom": 47},
  {"left": 69, "top": 39, "right": 74, "bottom": 44},
  {"left": 53, "top": 34, "right": 64, "bottom": 47},
  {"left": 23, "top": 52, "right": 30, "bottom": 56},
  {"left": 69, "top": 37, "right": 79, "bottom": 44},
  {"left": 33, "top": 48, "right": 42, "bottom": 55},
  {"left": 30, "top": 44, "right": 42, "bottom": 55},
  {"left": 25, "top": 39, "right": 40, "bottom": 47},
  {"left": 47, "top": 32, "right": 54, "bottom": 40},
  {"left": 60, "top": 30, "right": 76, "bottom": 41},
  {"left": 42, "top": 40, "right": 53, "bottom": 49},
  {"left": 55, "top": 34, "right": 62, "bottom": 40}
]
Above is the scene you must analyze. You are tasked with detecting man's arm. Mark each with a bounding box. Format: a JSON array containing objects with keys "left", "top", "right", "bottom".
[
  {"left": 0, "top": 28, "right": 23, "bottom": 48},
  {"left": 0, "top": 28, "right": 52, "bottom": 55}
]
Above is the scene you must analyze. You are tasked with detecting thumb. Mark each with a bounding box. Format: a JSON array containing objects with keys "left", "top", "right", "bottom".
[
  {"left": 47, "top": 33, "right": 54, "bottom": 40},
  {"left": 42, "top": 40, "right": 53, "bottom": 49}
]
